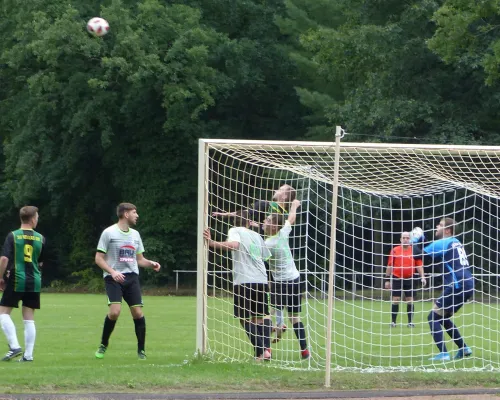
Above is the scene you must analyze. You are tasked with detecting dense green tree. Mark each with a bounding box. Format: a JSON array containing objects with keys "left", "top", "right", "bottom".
[
  {"left": 280, "top": 0, "right": 500, "bottom": 144},
  {"left": 0, "top": 0, "right": 235, "bottom": 282},
  {"left": 178, "top": 0, "right": 308, "bottom": 140}
]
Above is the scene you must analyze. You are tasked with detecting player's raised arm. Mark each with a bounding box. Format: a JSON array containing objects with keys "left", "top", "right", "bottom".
[
  {"left": 410, "top": 227, "right": 433, "bottom": 264},
  {"left": 287, "top": 199, "right": 301, "bottom": 225}
]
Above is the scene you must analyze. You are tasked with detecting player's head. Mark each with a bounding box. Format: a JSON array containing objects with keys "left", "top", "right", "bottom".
[
  {"left": 436, "top": 217, "right": 456, "bottom": 239},
  {"left": 20, "top": 206, "right": 39, "bottom": 228},
  {"left": 273, "top": 184, "right": 296, "bottom": 205},
  {"left": 263, "top": 213, "right": 286, "bottom": 236},
  {"left": 233, "top": 210, "right": 250, "bottom": 228},
  {"left": 117, "top": 203, "right": 138, "bottom": 226},
  {"left": 400, "top": 231, "right": 410, "bottom": 246}
]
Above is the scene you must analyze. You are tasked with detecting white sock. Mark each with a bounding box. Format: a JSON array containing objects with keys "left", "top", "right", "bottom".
[
  {"left": 23, "top": 320, "right": 36, "bottom": 360},
  {"left": 275, "top": 309, "right": 284, "bottom": 327},
  {"left": 0, "top": 314, "right": 20, "bottom": 349}
]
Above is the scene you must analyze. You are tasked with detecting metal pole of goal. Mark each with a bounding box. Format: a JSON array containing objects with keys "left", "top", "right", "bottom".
[
  {"left": 196, "top": 139, "right": 209, "bottom": 355},
  {"left": 325, "top": 126, "right": 343, "bottom": 387}
]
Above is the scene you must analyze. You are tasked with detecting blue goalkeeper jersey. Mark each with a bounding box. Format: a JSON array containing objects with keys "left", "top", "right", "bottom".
[{"left": 424, "top": 237, "right": 474, "bottom": 290}]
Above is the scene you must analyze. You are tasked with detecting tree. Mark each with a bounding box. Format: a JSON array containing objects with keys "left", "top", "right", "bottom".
[
  {"left": 0, "top": 0, "right": 235, "bottom": 281},
  {"left": 280, "top": 0, "right": 500, "bottom": 144}
]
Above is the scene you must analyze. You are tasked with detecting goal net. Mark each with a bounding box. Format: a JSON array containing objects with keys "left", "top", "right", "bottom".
[{"left": 197, "top": 135, "right": 500, "bottom": 372}]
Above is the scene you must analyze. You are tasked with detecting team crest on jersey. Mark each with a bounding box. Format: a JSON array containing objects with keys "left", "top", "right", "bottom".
[{"left": 119, "top": 244, "right": 136, "bottom": 262}]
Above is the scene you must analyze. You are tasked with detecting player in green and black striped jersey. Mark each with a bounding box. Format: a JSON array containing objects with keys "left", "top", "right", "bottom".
[{"left": 0, "top": 206, "right": 45, "bottom": 362}]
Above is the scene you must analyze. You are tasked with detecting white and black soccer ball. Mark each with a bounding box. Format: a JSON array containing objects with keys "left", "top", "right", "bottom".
[
  {"left": 410, "top": 227, "right": 424, "bottom": 242},
  {"left": 87, "top": 17, "right": 110, "bottom": 37}
]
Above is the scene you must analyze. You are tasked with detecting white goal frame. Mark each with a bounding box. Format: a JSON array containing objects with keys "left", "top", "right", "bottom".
[{"left": 197, "top": 128, "right": 500, "bottom": 386}]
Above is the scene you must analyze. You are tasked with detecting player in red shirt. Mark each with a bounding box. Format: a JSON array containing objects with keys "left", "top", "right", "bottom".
[{"left": 384, "top": 232, "right": 427, "bottom": 327}]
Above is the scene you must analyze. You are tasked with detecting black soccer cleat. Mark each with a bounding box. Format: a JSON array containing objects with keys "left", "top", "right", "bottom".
[
  {"left": 2, "top": 347, "right": 22, "bottom": 361},
  {"left": 18, "top": 355, "right": 33, "bottom": 362}
]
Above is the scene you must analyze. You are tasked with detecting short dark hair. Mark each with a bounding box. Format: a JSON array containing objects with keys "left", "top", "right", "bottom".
[
  {"left": 233, "top": 210, "right": 249, "bottom": 227},
  {"left": 20, "top": 206, "right": 38, "bottom": 223},
  {"left": 442, "top": 217, "right": 456, "bottom": 235},
  {"left": 117, "top": 203, "right": 137, "bottom": 219}
]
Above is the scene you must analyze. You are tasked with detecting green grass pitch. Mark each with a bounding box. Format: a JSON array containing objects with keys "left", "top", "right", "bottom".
[
  {"left": 0, "top": 294, "right": 499, "bottom": 395},
  {"left": 207, "top": 296, "right": 500, "bottom": 370}
]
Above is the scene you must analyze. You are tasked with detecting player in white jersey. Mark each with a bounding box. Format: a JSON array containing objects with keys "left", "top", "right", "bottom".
[
  {"left": 204, "top": 210, "right": 273, "bottom": 361},
  {"left": 263, "top": 199, "right": 310, "bottom": 359},
  {"left": 94, "top": 203, "right": 161, "bottom": 360}
]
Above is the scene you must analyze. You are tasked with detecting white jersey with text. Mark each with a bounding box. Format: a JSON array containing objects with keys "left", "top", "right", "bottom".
[
  {"left": 97, "top": 224, "right": 145, "bottom": 277},
  {"left": 227, "top": 227, "right": 271, "bottom": 285},
  {"left": 265, "top": 221, "right": 300, "bottom": 281}
]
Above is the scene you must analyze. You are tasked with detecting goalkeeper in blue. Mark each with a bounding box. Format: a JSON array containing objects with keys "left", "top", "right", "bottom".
[{"left": 411, "top": 217, "right": 474, "bottom": 362}]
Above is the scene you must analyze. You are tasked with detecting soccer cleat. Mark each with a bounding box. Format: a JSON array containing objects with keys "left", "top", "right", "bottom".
[
  {"left": 407, "top": 323, "right": 415, "bottom": 328},
  {"left": 2, "top": 347, "right": 22, "bottom": 361},
  {"left": 95, "top": 344, "right": 107, "bottom": 359},
  {"left": 391, "top": 322, "right": 397, "bottom": 328},
  {"left": 429, "top": 352, "right": 450, "bottom": 361},
  {"left": 18, "top": 355, "right": 33, "bottom": 362},
  {"left": 454, "top": 346, "right": 472, "bottom": 360},
  {"left": 301, "top": 349, "right": 311, "bottom": 360},
  {"left": 272, "top": 325, "right": 287, "bottom": 343},
  {"left": 138, "top": 350, "right": 147, "bottom": 360},
  {"left": 255, "top": 349, "right": 272, "bottom": 362}
]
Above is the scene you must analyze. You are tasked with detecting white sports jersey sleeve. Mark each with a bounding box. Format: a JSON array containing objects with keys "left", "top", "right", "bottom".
[{"left": 97, "top": 229, "right": 110, "bottom": 253}]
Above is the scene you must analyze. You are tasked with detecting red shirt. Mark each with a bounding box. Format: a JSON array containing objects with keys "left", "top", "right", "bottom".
[{"left": 387, "top": 245, "right": 422, "bottom": 278}]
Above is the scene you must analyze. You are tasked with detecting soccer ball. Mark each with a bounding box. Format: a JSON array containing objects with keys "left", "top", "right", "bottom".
[
  {"left": 87, "top": 17, "right": 110, "bottom": 37},
  {"left": 410, "top": 227, "right": 424, "bottom": 242}
]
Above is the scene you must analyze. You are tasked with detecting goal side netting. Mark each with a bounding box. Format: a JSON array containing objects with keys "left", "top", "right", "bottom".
[{"left": 197, "top": 138, "right": 500, "bottom": 372}]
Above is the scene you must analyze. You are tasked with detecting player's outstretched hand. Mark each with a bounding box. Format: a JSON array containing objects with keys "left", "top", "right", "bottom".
[
  {"left": 410, "top": 227, "right": 425, "bottom": 243},
  {"left": 150, "top": 261, "right": 161, "bottom": 272}
]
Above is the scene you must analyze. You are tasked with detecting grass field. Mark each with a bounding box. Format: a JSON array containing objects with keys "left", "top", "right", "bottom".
[
  {"left": 1, "top": 294, "right": 500, "bottom": 395},
  {"left": 207, "top": 296, "right": 500, "bottom": 370}
]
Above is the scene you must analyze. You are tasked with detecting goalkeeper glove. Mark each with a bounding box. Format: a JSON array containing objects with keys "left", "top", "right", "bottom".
[{"left": 410, "top": 227, "right": 425, "bottom": 244}]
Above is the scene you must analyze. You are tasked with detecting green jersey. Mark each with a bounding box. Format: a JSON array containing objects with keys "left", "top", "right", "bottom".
[{"left": 2, "top": 229, "right": 45, "bottom": 292}]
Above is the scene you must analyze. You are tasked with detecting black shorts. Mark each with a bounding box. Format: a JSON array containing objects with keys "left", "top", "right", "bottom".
[
  {"left": 435, "top": 285, "right": 474, "bottom": 316},
  {"left": 270, "top": 277, "right": 302, "bottom": 314},
  {"left": 233, "top": 283, "right": 269, "bottom": 319},
  {"left": 391, "top": 277, "right": 417, "bottom": 299},
  {"left": 0, "top": 281, "right": 40, "bottom": 309},
  {"left": 105, "top": 273, "right": 143, "bottom": 308}
]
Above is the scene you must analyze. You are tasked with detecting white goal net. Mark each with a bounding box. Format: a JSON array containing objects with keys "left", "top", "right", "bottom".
[{"left": 197, "top": 134, "right": 500, "bottom": 374}]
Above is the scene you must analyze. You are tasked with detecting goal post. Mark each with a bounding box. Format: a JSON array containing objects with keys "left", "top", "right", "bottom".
[{"left": 197, "top": 132, "right": 500, "bottom": 378}]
